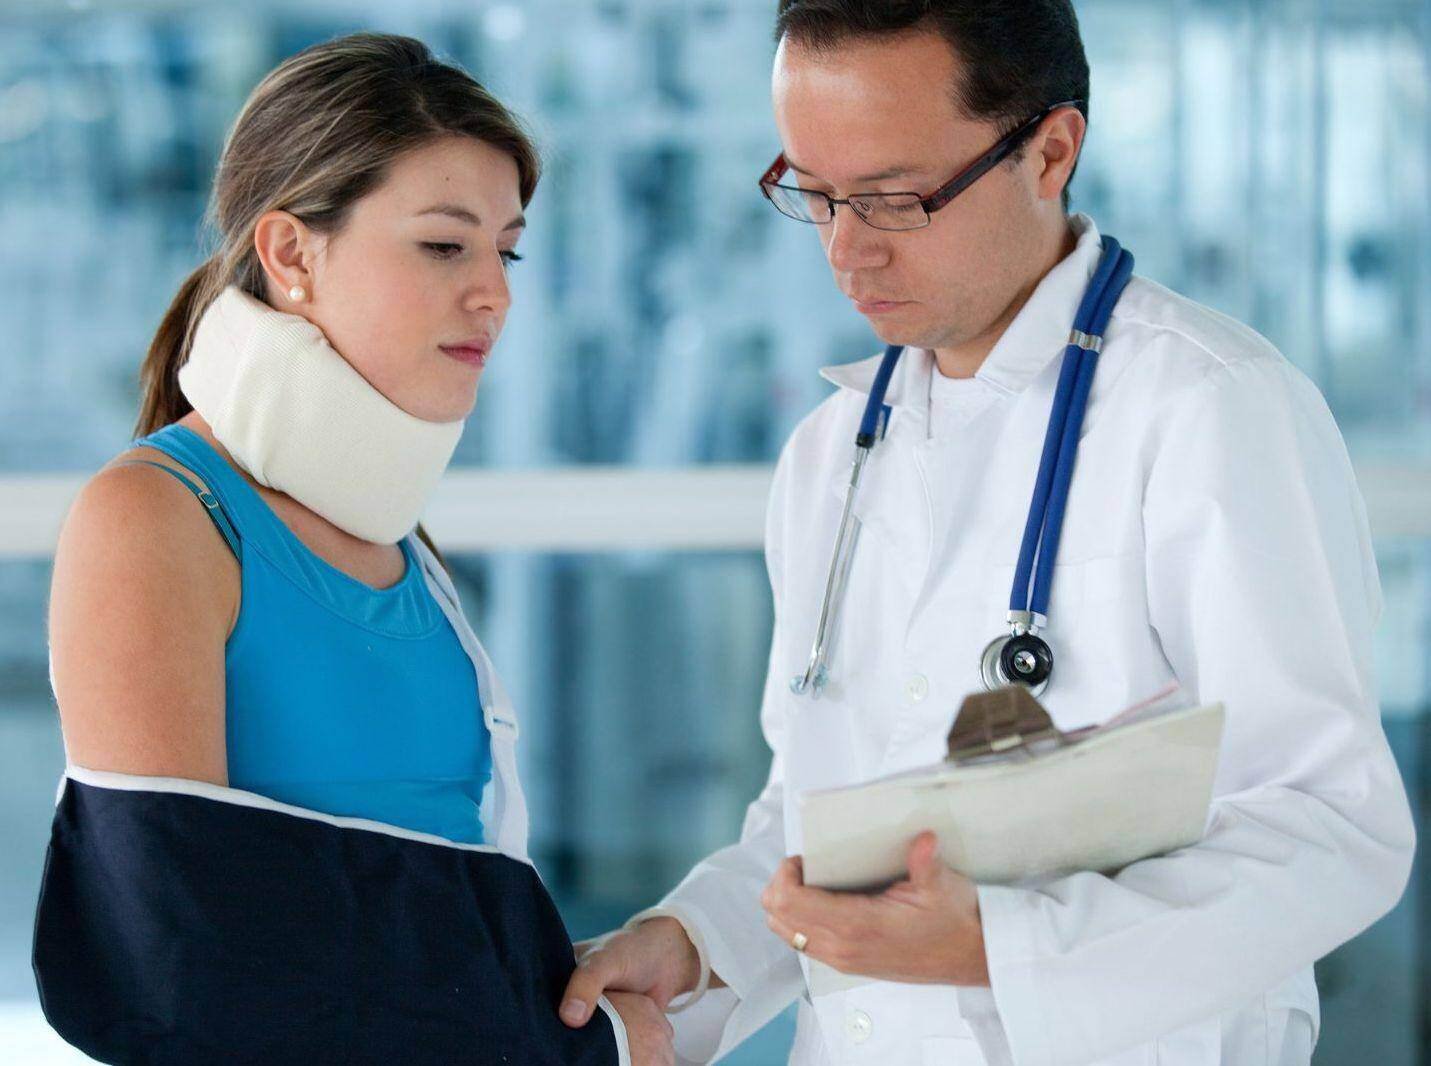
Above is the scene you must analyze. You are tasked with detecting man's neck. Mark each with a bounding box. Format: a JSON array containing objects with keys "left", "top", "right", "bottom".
[{"left": 932, "top": 220, "right": 1079, "bottom": 379}]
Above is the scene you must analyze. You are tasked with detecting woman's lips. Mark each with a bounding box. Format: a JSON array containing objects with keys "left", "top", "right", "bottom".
[{"left": 439, "top": 343, "right": 489, "bottom": 367}]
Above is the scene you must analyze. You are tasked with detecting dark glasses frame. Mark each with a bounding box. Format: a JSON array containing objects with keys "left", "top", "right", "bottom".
[{"left": 758, "top": 99, "right": 1086, "bottom": 230}]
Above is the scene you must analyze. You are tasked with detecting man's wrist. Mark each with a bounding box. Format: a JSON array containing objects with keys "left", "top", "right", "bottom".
[
  {"left": 645, "top": 916, "right": 703, "bottom": 994},
  {"left": 622, "top": 905, "right": 713, "bottom": 1010}
]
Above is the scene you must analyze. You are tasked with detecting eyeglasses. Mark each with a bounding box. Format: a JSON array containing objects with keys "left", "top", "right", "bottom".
[{"left": 758, "top": 100, "right": 1084, "bottom": 232}]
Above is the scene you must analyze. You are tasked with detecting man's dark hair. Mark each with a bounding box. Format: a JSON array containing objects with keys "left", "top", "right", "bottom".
[{"left": 774, "top": 0, "right": 1090, "bottom": 210}]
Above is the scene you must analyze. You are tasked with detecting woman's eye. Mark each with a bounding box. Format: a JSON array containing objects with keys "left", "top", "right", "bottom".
[
  {"left": 422, "top": 242, "right": 464, "bottom": 259},
  {"left": 500, "top": 250, "right": 524, "bottom": 268}
]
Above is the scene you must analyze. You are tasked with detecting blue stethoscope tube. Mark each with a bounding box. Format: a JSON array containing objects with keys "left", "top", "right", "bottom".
[{"left": 791, "top": 236, "right": 1134, "bottom": 699}]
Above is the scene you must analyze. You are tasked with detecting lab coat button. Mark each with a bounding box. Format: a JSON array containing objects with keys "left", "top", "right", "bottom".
[
  {"left": 906, "top": 674, "right": 929, "bottom": 702},
  {"left": 845, "top": 1008, "right": 873, "bottom": 1044}
]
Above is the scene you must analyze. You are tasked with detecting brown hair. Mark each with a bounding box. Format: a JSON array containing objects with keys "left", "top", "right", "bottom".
[
  {"left": 135, "top": 32, "right": 542, "bottom": 562},
  {"left": 774, "top": 0, "right": 1088, "bottom": 210}
]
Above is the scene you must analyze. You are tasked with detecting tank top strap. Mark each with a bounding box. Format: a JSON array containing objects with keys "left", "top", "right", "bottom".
[
  {"left": 128, "top": 423, "right": 288, "bottom": 556},
  {"left": 111, "top": 458, "right": 241, "bottom": 560},
  {"left": 128, "top": 424, "right": 432, "bottom": 628}
]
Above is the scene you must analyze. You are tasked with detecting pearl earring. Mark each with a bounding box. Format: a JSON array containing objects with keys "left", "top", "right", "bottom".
[{"left": 288, "top": 285, "right": 307, "bottom": 302}]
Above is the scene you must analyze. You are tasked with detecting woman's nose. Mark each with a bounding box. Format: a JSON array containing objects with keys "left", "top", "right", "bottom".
[{"left": 462, "top": 247, "right": 512, "bottom": 315}]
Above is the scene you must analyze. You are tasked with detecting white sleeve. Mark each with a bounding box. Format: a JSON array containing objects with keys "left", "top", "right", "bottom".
[
  {"left": 965, "top": 358, "right": 1416, "bottom": 1066},
  {"left": 652, "top": 446, "right": 807, "bottom": 1063}
]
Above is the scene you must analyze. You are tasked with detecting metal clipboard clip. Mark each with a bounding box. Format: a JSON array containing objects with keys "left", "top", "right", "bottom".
[{"left": 945, "top": 685, "right": 1069, "bottom": 764}]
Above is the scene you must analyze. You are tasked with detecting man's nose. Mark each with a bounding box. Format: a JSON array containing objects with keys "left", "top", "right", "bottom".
[{"left": 823, "top": 206, "right": 889, "bottom": 274}]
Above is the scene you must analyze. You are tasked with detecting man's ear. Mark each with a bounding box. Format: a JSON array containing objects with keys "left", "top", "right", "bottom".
[
  {"left": 1032, "top": 107, "right": 1086, "bottom": 204},
  {"left": 253, "top": 210, "right": 319, "bottom": 306}
]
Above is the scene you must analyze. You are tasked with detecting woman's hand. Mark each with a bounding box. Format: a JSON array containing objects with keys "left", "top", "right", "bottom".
[{"left": 605, "top": 991, "right": 675, "bottom": 1066}]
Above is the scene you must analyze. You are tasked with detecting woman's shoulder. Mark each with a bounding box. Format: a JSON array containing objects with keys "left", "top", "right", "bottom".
[
  {"left": 69, "top": 433, "right": 237, "bottom": 574},
  {"left": 62, "top": 427, "right": 240, "bottom": 618},
  {"left": 47, "top": 429, "right": 240, "bottom": 781}
]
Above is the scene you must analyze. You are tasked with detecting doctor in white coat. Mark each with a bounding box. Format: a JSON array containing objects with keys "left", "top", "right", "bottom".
[{"left": 560, "top": 2, "right": 1417, "bottom": 1063}]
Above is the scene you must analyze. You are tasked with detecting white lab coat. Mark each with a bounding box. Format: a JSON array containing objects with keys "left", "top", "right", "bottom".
[{"left": 648, "top": 216, "right": 1415, "bottom": 1066}]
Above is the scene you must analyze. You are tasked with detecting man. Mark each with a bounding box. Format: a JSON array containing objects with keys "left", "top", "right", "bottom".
[{"left": 562, "top": 2, "right": 1415, "bottom": 1063}]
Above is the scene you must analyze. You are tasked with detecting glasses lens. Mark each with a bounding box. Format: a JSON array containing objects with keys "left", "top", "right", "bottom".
[
  {"left": 764, "top": 183, "right": 831, "bottom": 223},
  {"left": 851, "top": 193, "right": 929, "bottom": 231}
]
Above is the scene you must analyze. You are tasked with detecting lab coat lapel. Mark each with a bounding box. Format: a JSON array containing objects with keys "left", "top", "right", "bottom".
[{"left": 818, "top": 346, "right": 935, "bottom": 573}]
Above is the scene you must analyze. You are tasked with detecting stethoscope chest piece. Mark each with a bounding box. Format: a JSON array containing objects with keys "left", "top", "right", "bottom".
[{"left": 979, "top": 631, "right": 1054, "bottom": 698}]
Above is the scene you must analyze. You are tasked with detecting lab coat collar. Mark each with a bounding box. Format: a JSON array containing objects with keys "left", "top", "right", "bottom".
[
  {"left": 819, "top": 344, "right": 934, "bottom": 412},
  {"left": 817, "top": 214, "right": 1104, "bottom": 402}
]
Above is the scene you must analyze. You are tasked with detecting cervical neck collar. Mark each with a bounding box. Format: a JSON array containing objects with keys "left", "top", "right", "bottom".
[{"left": 178, "top": 286, "right": 464, "bottom": 544}]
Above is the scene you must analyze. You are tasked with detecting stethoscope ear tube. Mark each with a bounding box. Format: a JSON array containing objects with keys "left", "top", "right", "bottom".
[
  {"left": 790, "top": 444, "right": 871, "bottom": 696},
  {"left": 1007, "top": 239, "right": 1135, "bottom": 675},
  {"left": 792, "top": 345, "right": 904, "bottom": 696},
  {"left": 1027, "top": 242, "right": 1135, "bottom": 621},
  {"left": 855, "top": 344, "right": 904, "bottom": 447}
]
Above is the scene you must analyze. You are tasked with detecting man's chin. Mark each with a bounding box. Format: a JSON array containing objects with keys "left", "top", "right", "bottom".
[{"left": 867, "top": 320, "right": 952, "bottom": 352}]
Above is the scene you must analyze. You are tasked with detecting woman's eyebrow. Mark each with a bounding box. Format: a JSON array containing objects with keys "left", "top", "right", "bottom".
[
  {"left": 415, "top": 203, "right": 526, "bottom": 232},
  {"left": 416, "top": 203, "right": 481, "bottom": 225}
]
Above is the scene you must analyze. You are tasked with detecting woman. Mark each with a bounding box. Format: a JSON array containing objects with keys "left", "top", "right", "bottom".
[{"left": 36, "top": 32, "right": 671, "bottom": 1066}]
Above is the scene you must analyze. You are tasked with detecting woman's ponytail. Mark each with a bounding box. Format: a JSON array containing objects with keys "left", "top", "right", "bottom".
[{"left": 134, "top": 255, "right": 223, "bottom": 438}]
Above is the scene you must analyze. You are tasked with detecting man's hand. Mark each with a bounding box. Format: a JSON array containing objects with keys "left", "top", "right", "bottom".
[
  {"left": 560, "top": 916, "right": 703, "bottom": 1027},
  {"left": 760, "top": 831, "right": 990, "bottom": 986}
]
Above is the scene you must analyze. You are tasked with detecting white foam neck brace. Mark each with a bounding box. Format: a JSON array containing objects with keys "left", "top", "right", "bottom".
[{"left": 178, "top": 286, "right": 464, "bottom": 544}]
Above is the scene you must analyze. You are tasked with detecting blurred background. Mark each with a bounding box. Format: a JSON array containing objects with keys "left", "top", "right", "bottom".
[{"left": 0, "top": 0, "right": 1426, "bottom": 1061}]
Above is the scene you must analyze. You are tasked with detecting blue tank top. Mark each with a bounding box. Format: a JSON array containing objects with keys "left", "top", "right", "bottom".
[{"left": 127, "top": 424, "right": 492, "bottom": 844}]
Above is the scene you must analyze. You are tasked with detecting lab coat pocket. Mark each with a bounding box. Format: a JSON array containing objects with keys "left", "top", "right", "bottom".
[
  {"left": 1149, "top": 1015, "right": 1221, "bottom": 1065},
  {"left": 981, "top": 550, "right": 1149, "bottom": 728},
  {"left": 922, "top": 1035, "right": 988, "bottom": 1066},
  {"left": 1088, "top": 1016, "right": 1220, "bottom": 1066},
  {"left": 1072, "top": 550, "right": 1147, "bottom": 608},
  {"left": 980, "top": 556, "right": 1092, "bottom": 620},
  {"left": 829, "top": 435, "right": 931, "bottom": 568},
  {"left": 782, "top": 689, "right": 869, "bottom": 831},
  {"left": 981, "top": 550, "right": 1144, "bottom": 616}
]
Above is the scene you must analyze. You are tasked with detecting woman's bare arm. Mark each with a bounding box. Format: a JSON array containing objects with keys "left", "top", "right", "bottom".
[{"left": 48, "top": 455, "right": 240, "bottom": 784}]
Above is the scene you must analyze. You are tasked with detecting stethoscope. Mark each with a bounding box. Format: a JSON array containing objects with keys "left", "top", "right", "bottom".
[{"left": 791, "top": 235, "right": 1135, "bottom": 700}]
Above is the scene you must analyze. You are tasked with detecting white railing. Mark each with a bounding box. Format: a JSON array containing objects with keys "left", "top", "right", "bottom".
[{"left": 1, "top": 462, "right": 1429, "bottom": 559}]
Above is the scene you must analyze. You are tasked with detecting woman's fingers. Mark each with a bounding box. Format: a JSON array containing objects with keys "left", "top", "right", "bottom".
[{"left": 561, "top": 949, "right": 622, "bottom": 1027}]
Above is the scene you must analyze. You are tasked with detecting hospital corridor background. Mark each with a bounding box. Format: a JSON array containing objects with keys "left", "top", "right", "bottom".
[{"left": 0, "top": 0, "right": 1426, "bottom": 1061}]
